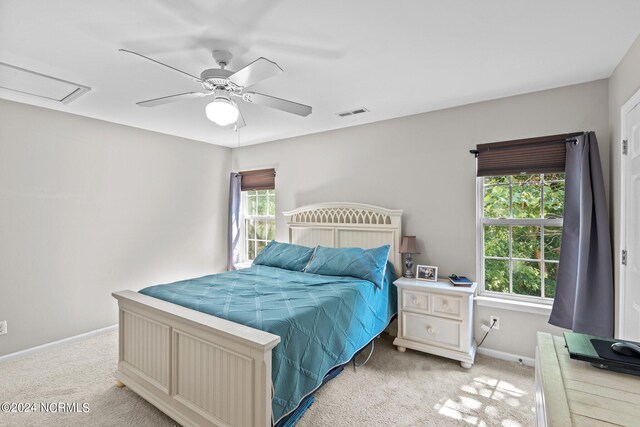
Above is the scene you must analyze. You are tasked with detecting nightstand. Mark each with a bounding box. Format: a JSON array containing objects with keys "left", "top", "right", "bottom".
[{"left": 393, "top": 277, "right": 477, "bottom": 368}]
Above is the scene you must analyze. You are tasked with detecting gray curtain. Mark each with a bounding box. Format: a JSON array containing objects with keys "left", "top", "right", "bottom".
[
  {"left": 227, "top": 173, "right": 242, "bottom": 271},
  {"left": 549, "top": 132, "right": 614, "bottom": 337}
]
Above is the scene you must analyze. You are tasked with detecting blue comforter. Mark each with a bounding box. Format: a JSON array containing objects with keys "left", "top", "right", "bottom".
[{"left": 139, "top": 263, "right": 397, "bottom": 424}]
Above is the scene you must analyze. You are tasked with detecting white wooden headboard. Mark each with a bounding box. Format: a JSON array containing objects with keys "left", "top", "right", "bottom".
[{"left": 283, "top": 202, "right": 403, "bottom": 275}]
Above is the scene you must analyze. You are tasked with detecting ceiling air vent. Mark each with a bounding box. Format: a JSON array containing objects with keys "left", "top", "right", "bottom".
[
  {"left": 0, "top": 62, "right": 90, "bottom": 104},
  {"left": 336, "top": 107, "right": 369, "bottom": 117}
]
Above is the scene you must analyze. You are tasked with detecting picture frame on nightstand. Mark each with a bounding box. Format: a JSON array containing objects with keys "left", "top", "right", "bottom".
[{"left": 416, "top": 265, "right": 438, "bottom": 281}]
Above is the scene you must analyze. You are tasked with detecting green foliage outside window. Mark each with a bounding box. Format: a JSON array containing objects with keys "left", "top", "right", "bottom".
[
  {"left": 482, "top": 174, "right": 564, "bottom": 299},
  {"left": 245, "top": 189, "right": 276, "bottom": 260}
]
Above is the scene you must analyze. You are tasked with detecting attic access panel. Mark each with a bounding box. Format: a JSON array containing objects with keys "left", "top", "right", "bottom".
[{"left": 0, "top": 62, "right": 90, "bottom": 104}]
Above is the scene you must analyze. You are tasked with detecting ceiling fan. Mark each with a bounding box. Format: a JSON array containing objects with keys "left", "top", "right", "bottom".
[{"left": 120, "top": 48, "right": 312, "bottom": 128}]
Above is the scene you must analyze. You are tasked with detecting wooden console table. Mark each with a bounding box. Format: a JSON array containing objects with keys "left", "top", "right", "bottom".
[{"left": 535, "top": 332, "right": 640, "bottom": 426}]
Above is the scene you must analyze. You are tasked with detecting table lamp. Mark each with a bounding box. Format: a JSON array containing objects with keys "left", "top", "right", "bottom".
[{"left": 399, "top": 236, "right": 420, "bottom": 278}]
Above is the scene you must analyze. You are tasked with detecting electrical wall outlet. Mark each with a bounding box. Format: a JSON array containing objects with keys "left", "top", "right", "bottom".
[
  {"left": 490, "top": 316, "right": 500, "bottom": 330},
  {"left": 0, "top": 320, "right": 7, "bottom": 336}
]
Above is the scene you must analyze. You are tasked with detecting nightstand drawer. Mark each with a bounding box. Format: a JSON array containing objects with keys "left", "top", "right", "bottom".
[
  {"left": 402, "top": 290, "right": 430, "bottom": 313},
  {"left": 432, "top": 295, "right": 462, "bottom": 318},
  {"left": 401, "top": 312, "right": 461, "bottom": 349}
]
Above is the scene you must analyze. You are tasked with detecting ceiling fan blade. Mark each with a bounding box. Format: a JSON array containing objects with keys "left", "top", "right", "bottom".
[
  {"left": 136, "top": 91, "right": 208, "bottom": 107},
  {"left": 228, "top": 58, "right": 283, "bottom": 88},
  {"left": 242, "top": 92, "right": 312, "bottom": 117},
  {"left": 119, "top": 49, "right": 202, "bottom": 82}
]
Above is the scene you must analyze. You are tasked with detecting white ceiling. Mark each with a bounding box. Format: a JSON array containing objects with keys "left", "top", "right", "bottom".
[{"left": 1, "top": 0, "right": 639, "bottom": 147}]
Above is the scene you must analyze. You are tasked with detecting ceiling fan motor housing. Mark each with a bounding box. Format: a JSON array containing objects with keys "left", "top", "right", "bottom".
[
  {"left": 200, "top": 68, "right": 236, "bottom": 91},
  {"left": 212, "top": 88, "right": 233, "bottom": 102}
]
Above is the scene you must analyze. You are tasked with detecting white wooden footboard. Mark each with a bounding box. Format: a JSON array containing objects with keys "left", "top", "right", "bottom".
[{"left": 112, "top": 290, "right": 281, "bottom": 427}]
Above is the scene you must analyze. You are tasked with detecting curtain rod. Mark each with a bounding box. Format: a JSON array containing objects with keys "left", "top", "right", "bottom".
[{"left": 469, "top": 132, "right": 584, "bottom": 157}]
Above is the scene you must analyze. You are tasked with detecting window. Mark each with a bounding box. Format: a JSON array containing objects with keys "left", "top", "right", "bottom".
[
  {"left": 479, "top": 173, "right": 564, "bottom": 301},
  {"left": 244, "top": 189, "right": 276, "bottom": 260}
]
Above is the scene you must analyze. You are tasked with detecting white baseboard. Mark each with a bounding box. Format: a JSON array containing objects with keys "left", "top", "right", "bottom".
[
  {"left": 0, "top": 324, "right": 118, "bottom": 364},
  {"left": 1, "top": 324, "right": 536, "bottom": 368},
  {"left": 476, "top": 346, "right": 535, "bottom": 367}
]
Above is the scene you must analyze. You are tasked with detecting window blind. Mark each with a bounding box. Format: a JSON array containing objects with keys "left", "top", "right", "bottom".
[
  {"left": 475, "top": 132, "right": 583, "bottom": 177},
  {"left": 239, "top": 168, "right": 276, "bottom": 191}
]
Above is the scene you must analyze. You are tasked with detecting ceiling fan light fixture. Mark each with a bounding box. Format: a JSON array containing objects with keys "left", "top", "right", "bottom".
[{"left": 206, "top": 94, "right": 239, "bottom": 126}]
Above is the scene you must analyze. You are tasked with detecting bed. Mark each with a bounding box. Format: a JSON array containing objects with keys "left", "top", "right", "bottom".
[{"left": 112, "top": 202, "right": 403, "bottom": 427}]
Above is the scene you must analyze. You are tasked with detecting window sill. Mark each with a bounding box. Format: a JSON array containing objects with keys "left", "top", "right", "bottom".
[{"left": 474, "top": 295, "right": 552, "bottom": 315}]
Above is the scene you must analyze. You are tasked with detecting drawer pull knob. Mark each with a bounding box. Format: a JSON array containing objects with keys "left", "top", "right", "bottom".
[
  {"left": 442, "top": 302, "right": 449, "bottom": 309},
  {"left": 412, "top": 299, "right": 419, "bottom": 305},
  {"left": 427, "top": 326, "right": 434, "bottom": 334}
]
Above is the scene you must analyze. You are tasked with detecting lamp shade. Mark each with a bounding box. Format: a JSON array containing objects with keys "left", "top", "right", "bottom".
[
  {"left": 399, "top": 236, "right": 420, "bottom": 254},
  {"left": 206, "top": 98, "right": 239, "bottom": 126}
]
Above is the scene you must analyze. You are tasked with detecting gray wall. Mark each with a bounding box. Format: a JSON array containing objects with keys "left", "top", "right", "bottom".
[
  {"left": 232, "top": 79, "right": 610, "bottom": 358},
  {"left": 0, "top": 76, "right": 616, "bottom": 359},
  {"left": 609, "top": 33, "right": 640, "bottom": 335},
  {"left": 0, "top": 99, "right": 230, "bottom": 356}
]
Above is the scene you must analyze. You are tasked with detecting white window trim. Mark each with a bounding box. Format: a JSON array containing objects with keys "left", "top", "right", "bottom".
[
  {"left": 475, "top": 295, "right": 552, "bottom": 315},
  {"left": 476, "top": 177, "right": 562, "bottom": 304},
  {"left": 239, "top": 191, "right": 247, "bottom": 263}
]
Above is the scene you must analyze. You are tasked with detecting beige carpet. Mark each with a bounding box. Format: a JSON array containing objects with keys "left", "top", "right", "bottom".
[{"left": 0, "top": 331, "right": 535, "bottom": 426}]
